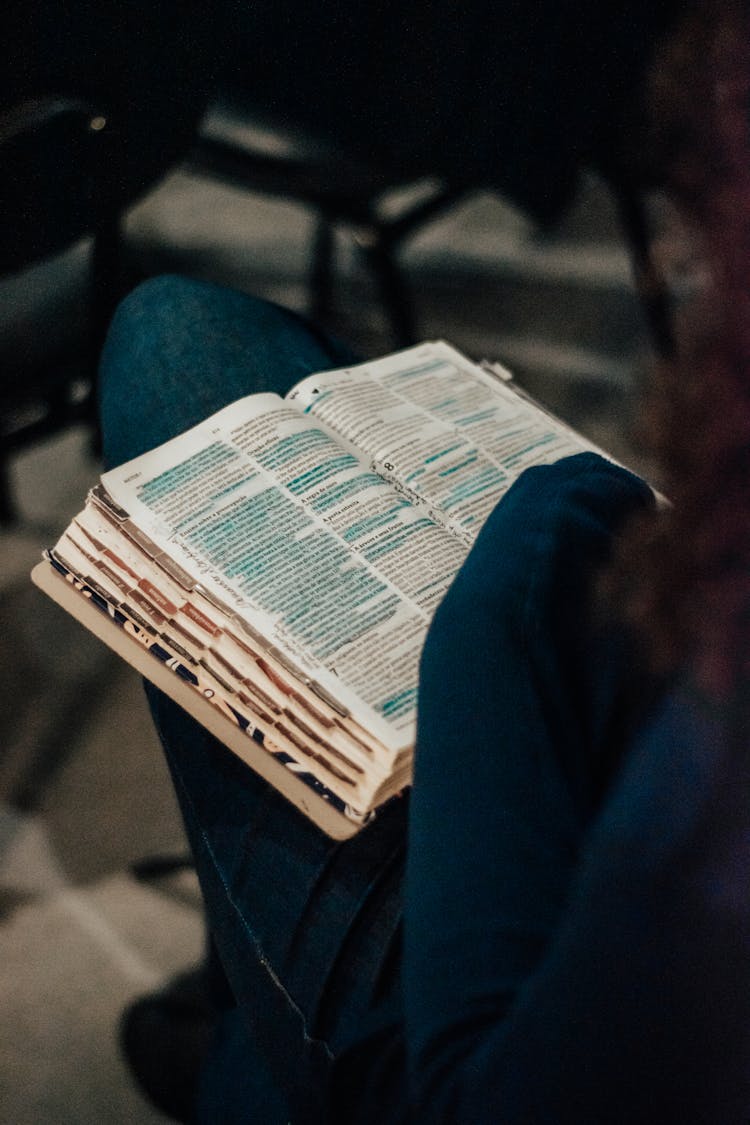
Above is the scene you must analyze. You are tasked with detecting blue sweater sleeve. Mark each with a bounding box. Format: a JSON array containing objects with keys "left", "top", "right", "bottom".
[{"left": 402, "top": 454, "right": 750, "bottom": 1122}]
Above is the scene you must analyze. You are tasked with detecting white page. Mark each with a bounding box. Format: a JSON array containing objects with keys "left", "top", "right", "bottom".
[
  {"left": 101, "top": 393, "right": 467, "bottom": 750},
  {"left": 289, "top": 341, "right": 597, "bottom": 544}
]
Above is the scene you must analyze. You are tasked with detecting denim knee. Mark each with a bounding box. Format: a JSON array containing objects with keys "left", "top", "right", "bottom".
[
  {"left": 98, "top": 275, "right": 281, "bottom": 468},
  {"left": 99, "top": 275, "right": 206, "bottom": 466},
  {"left": 98, "top": 273, "right": 352, "bottom": 470}
]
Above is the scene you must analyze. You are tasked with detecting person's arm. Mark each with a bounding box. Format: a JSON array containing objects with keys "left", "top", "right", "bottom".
[{"left": 404, "top": 453, "right": 750, "bottom": 1122}]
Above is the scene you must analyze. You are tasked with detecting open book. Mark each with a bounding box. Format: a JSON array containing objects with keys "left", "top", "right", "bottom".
[{"left": 32, "top": 341, "right": 604, "bottom": 837}]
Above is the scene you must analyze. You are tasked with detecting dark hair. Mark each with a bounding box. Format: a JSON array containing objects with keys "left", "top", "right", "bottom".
[{"left": 610, "top": 0, "right": 750, "bottom": 698}]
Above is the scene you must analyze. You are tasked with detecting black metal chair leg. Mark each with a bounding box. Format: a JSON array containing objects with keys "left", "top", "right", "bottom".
[
  {"left": 364, "top": 238, "right": 417, "bottom": 348},
  {"left": 309, "top": 214, "right": 336, "bottom": 324},
  {"left": 0, "top": 456, "right": 17, "bottom": 525},
  {"left": 88, "top": 216, "right": 123, "bottom": 457}
]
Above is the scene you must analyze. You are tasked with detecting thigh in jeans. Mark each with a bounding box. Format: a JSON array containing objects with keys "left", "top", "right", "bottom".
[
  {"left": 99, "top": 275, "right": 404, "bottom": 1116},
  {"left": 148, "top": 684, "right": 407, "bottom": 1122}
]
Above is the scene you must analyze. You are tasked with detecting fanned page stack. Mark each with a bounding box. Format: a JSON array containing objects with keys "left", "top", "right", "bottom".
[{"left": 32, "top": 341, "right": 602, "bottom": 837}]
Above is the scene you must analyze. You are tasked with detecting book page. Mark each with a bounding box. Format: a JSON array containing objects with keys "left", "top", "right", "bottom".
[
  {"left": 288, "top": 341, "right": 597, "bottom": 545},
  {"left": 100, "top": 393, "right": 467, "bottom": 750}
]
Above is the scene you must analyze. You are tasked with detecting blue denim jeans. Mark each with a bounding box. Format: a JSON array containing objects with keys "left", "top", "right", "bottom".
[
  {"left": 100, "top": 276, "right": 702, "bottom": 1123},
  {"left": 101, "top": 276, "right": 407, "bottom": 1120}
]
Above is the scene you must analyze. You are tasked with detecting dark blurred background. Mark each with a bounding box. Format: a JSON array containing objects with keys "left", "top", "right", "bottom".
[{"left": 1, "top": 4, "right": 659, "bottom": 1118}]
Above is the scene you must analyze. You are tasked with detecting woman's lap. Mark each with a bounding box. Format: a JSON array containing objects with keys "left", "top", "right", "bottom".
[{"left": 99, "top": 275, "right": 649, "bottom": 1121}]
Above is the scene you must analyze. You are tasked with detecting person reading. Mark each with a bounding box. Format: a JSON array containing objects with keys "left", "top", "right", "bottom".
[{"left": 84, "top": 0, "right": 750, "bottom": 1119}]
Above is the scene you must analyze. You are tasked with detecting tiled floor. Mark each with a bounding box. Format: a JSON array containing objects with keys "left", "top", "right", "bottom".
[{"left": 1, "top": 164, "right": 652, "bottom": 1122}]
